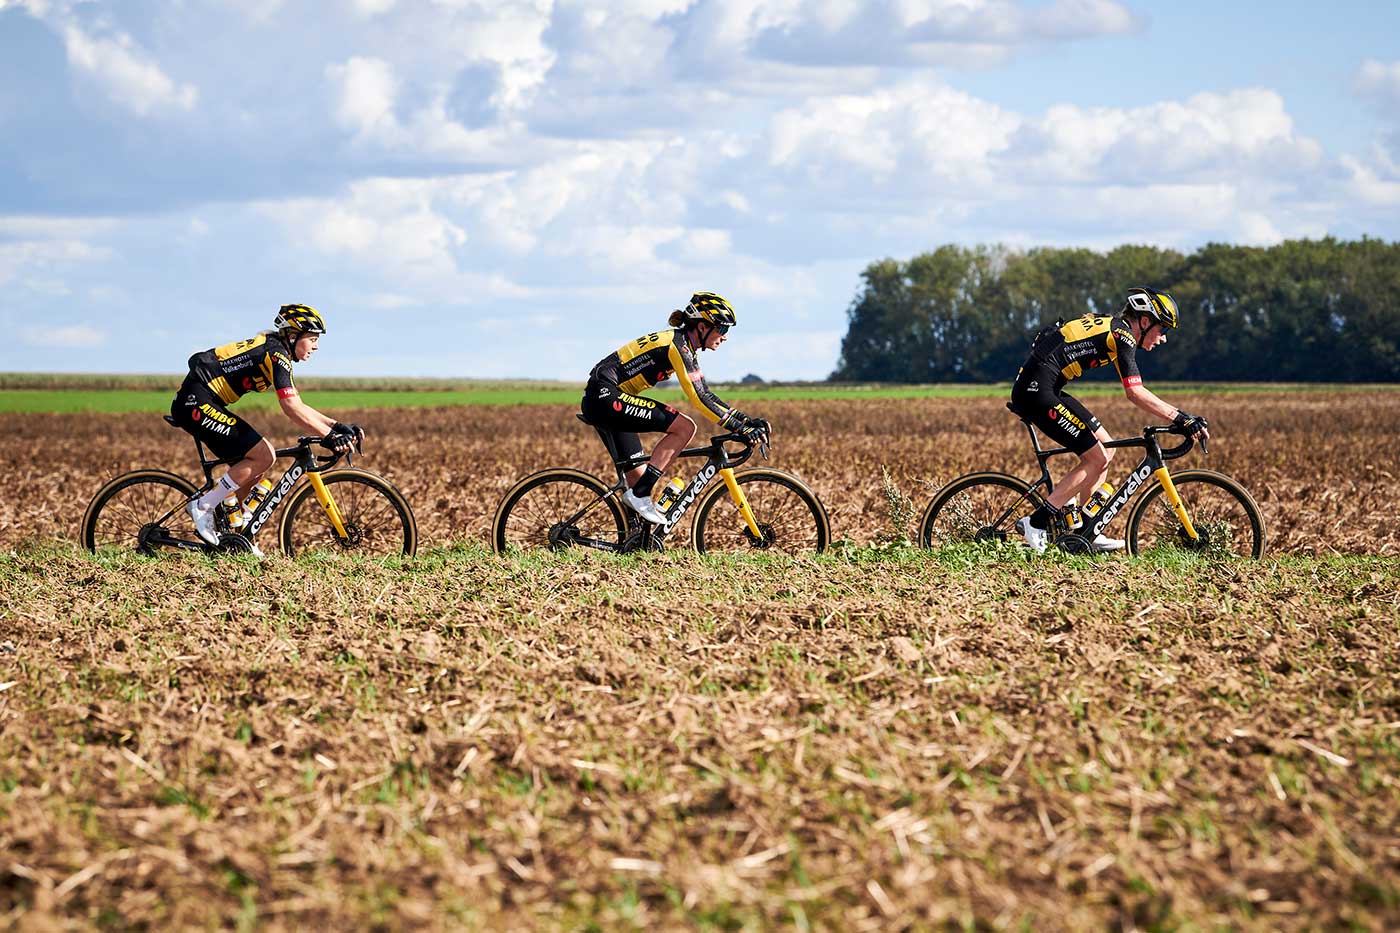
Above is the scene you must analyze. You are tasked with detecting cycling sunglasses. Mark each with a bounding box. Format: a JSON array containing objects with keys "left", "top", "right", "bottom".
[{"left": 706, "top": 322, "right": 731, "bottom": 335}]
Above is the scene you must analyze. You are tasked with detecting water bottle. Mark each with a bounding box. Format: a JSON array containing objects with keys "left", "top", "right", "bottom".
[
  {"left": 1062, "top": 495, "right": 1083, "bottom": 531},
  {"left": 222, "top": 493, "right": 245, "bottom": 530},
  {"left": 654, "top": 477, "right": 685, "bottom": 513},
  {"left": 1081, "top": 481, "right": 1115, "bottom": 519},
  {"left": 240, "top": 478, "right": 274, "bottom": 523}
]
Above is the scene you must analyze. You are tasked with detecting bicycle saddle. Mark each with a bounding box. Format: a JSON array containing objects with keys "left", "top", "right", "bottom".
[
  {"left": 162, "top": 415, "right": 178, "bottom": 427},
  {"left": 1005, "top": 400, "right": 1030, "bottom": 423}
]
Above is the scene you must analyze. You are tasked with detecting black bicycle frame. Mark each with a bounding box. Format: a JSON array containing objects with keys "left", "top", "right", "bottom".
[
  {"left": 147, "top": 422, "right": 346, "bottom": 551},
  {"left": 560, "top": 421, "right": 759, "bottom": 551},
  {"left": 1016, "top": 418, "right": 1198, "bottom": 540}
]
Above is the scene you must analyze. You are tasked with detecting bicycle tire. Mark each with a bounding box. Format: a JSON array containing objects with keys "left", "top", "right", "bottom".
[
  {"left": 919, "top": 472, "right": 1037, "bottom": 548},
  {"left": 1125, "top": 469, "right": 1266, "bottom": 558},
  {"left": 492, "top": 468, "right": 627, "bottom": 554},
  {"left": 80, "top": 470, "right": 199, "bottom": 555},
  {"left": 279, "top": 469, "right": 418, "bottom": 557},
  {"left": 690, "top": 468, "right": 829, "bottom": 554}
]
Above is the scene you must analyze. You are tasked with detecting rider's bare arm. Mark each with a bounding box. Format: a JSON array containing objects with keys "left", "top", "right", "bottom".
[
  {"left": 278, "top": 389, "right": 337, "bottom": 436},
  {"left": 1122, "top": 380, "right": 1180, "bottom": 422}
]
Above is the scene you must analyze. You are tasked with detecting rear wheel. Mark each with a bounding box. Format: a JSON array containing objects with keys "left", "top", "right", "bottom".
[
  {"left": 919, "top": 472, "right": 1037, "bottom": 548},
  {"left": 280, "top": 469, "right": 417, "bottom": 557},
  {"left": 492, "top": 469, "right": 627, "bottom": 554},
  {"left": 1126, "top": 469, "right": 1265, "bottom": 558},
  {"left": 80, "top": 470, "right": 199, "bottom": 555},
  {"left": 691, "top": 469, "right": 829, "bottom": 554}
]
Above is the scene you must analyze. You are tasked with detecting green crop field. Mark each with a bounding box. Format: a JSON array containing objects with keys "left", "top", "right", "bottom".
[{"left": 2, "top": 373, "right": 1392, "bottom": 414}]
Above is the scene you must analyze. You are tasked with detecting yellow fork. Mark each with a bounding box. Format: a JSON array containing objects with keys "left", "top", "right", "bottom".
[
  {"left": 306, "top": 471, "right": 350, "bottom": 539},
  {"left": 719, "top": 468, "right": 764, "bottom": 539},
  {"left": 1152, "top": 467, "right": 1199, "bottom": 540}
]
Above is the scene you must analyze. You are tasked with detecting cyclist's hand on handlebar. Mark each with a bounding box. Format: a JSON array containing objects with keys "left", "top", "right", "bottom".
[
  {"left": 740, "top": 415, "right": 770, "bottom": 441},
  {"left": 329, "top": 421, "right": 365, "bottom": 453},
  {"left": 1172, "top": 410, "right": 1210, "bottom": 450}
]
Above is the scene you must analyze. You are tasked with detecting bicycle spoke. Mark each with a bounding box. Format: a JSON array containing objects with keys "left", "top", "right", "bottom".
[
  {"left": 1131, "top": 474, "right": 1264, "bottom": 558},
  {"left": 283, "top": 474, "right": 414, "bottom": 557},
  {"left": 922, "top": 474, "right": 1034, "bottom": 548},
  {"left": 494, "top": 472, "right": 625, "bottom": 553},
  {"left": 695, "top": 473, "right": 826, "bottom": 554}
]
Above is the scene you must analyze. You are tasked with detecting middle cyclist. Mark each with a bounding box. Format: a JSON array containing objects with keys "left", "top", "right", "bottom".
[{"left": 582, "top": 292, "right": 768, "bottom": 524}]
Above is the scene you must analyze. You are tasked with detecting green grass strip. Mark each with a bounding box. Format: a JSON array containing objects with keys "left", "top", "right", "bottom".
[{"left": 1, "top": 380, "right": 1394, "bottom": 414}]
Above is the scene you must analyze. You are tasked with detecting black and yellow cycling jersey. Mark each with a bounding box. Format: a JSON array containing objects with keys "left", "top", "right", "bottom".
[
  {"left": 589, "top": 328, "right": 734, "bottom": 424},
  {"left": 188, "top": 333, "right": 297, "bottom": 405},
  {"left": 1027, "top": 313, "right": 1143, "bottom": 388}
]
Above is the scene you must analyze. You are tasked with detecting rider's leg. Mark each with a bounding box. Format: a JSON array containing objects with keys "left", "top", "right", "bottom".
[
  {"left": 626, "top": 414, "right": 696, "bottom": 489},
  {"left": 192, "top": 439, "right": 274, "bottom": 511},
  {"left": 1045, "top": 431, "right": 1113, "bottom": 511},
  {"left": 226, "top": 440, "right": 276, "bottom": 501}
]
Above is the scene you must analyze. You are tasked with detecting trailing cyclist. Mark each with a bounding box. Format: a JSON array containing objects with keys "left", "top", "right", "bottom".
[
  {"left": 1009, "top": 286, "right": 1209, "bottom": 553},
  {"left": 582, "top": 292, "right": 769, "bottom": 524},
  {"left": 171, "top": 304, "right": 363, "bottom": 550}
]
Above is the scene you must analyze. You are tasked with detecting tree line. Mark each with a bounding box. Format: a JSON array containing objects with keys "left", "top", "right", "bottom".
[{"left": 830, "top": 238, "right": 1400, "bottom": 383}]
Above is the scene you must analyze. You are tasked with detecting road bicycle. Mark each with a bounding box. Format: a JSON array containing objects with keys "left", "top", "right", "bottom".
[
  {"left": 919, "top": 403, "right": 1266, "bottom": 557},
  {"left": 81, "top": 415, "right": 417, "bottom": 557},
  {"left": 492, "top": 414, "right": 830, "bottom": 554}
]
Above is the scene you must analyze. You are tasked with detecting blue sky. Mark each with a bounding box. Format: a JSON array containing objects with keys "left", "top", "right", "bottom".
[{"left": 2, "top": 0, "right": 1398, "bottom": 381}]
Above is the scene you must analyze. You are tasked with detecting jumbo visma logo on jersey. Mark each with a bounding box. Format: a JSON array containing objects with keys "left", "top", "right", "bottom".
[{"left": 612, "top": 392, "right": 656, "bottom": 419}]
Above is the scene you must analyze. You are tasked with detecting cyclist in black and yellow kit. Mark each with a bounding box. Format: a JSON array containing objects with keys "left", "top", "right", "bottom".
[
  {"left": 583, "top": 292, "right": 768, "bottom": 524},
  {"left": 1010, "top": 286, "right": 1209, "bottom": 553},
  {"left": 171, "top": 304, "right": 363, "bottom": 548}
]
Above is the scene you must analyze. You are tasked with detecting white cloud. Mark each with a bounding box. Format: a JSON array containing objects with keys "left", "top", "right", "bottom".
[
  {"left": 21, "top": 325, "right": 106, "bottom": 348},
  {"left": 1021, "top": 90, "right": 1324, "bottom": 184},
  {"left": 327, "top": 56, "right": 399, "bottom": 137},
  {"left": 1341, "top": 153, "right": 1400, "bottom": 207},
  {"left": 61, "top": 24, "right": 197, "bottom": 115},
  {"left": 0, "top": 216, "right": 116, "bottom": 289},
  {"left": 349, "top": 0, "right": 397, "bottom": 16},
  {"left": 768, "top": 79, "right": 1019, "bottom": 188},
  {"left": 1355, "top": 59, "right": 1400, "bottom": 110}
]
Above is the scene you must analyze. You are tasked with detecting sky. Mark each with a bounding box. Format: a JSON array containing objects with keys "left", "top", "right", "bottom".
[{"left": 2, "top": 0, "right": 1399, "bottom": 381}]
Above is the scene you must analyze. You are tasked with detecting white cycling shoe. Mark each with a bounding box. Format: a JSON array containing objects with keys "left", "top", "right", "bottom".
[
  {"left": 622, "top": 488, "right": 666, "bottom": 525},
  {"left": 186, "top": 500, "right": 221, "bottom": 546},
  {"left": 1090, "top": 533, "right": 1125, "bottom": 552},
  {"left": 1014, "top": 516, "right": 1048, "bottom": 553}
]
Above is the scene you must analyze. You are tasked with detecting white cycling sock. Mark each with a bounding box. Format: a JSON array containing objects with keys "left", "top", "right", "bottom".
[{"left": 197, "top": 473, "right": 239, "bottom": 511}]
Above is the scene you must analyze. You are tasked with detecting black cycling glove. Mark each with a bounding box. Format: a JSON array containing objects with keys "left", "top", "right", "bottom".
[
  {"left": 1172, "top": 411, "right": 1208, "bottom": 437},
  {"left": 330, "top": 422, "right": 365, "bottom": 449}
]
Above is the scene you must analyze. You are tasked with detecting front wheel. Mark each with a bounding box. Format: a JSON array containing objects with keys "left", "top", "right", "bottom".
[
  {"left": 279, "top": 469, "right": 417, "bottom": 557},
  {"left": 80, "top": 470, "right": 200, "bottom": 555},
  {"left": 1125, "top": 469, "right": 1265, "bottom": 558},
  {"left": 691, "top": 469, "right": 829, "bottom": 554},
  {"left": 919, "top": 472, "right": 1036, "bottom": 548},
  {"left": 492, "top": 468, "right": 627, "bottom": 554}
]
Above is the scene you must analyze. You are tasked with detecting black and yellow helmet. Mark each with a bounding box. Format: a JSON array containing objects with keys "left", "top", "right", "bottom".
[
  {"left": 1124, "top": 287, "right": 1178, "bottom": 330},
  {"left": 274, "top": 303, "right": 327, "bottom": 336},
  {"left": 684, "top": 292, "right": 737, "bottom": 328}
]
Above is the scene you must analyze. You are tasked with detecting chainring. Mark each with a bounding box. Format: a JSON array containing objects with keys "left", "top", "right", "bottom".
[
  {"left": 1054, "top": 532, "right": 1093, "bottom": 555},
  {"left": 218, "top": 534, "right": 257, "bottom": 554}
]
